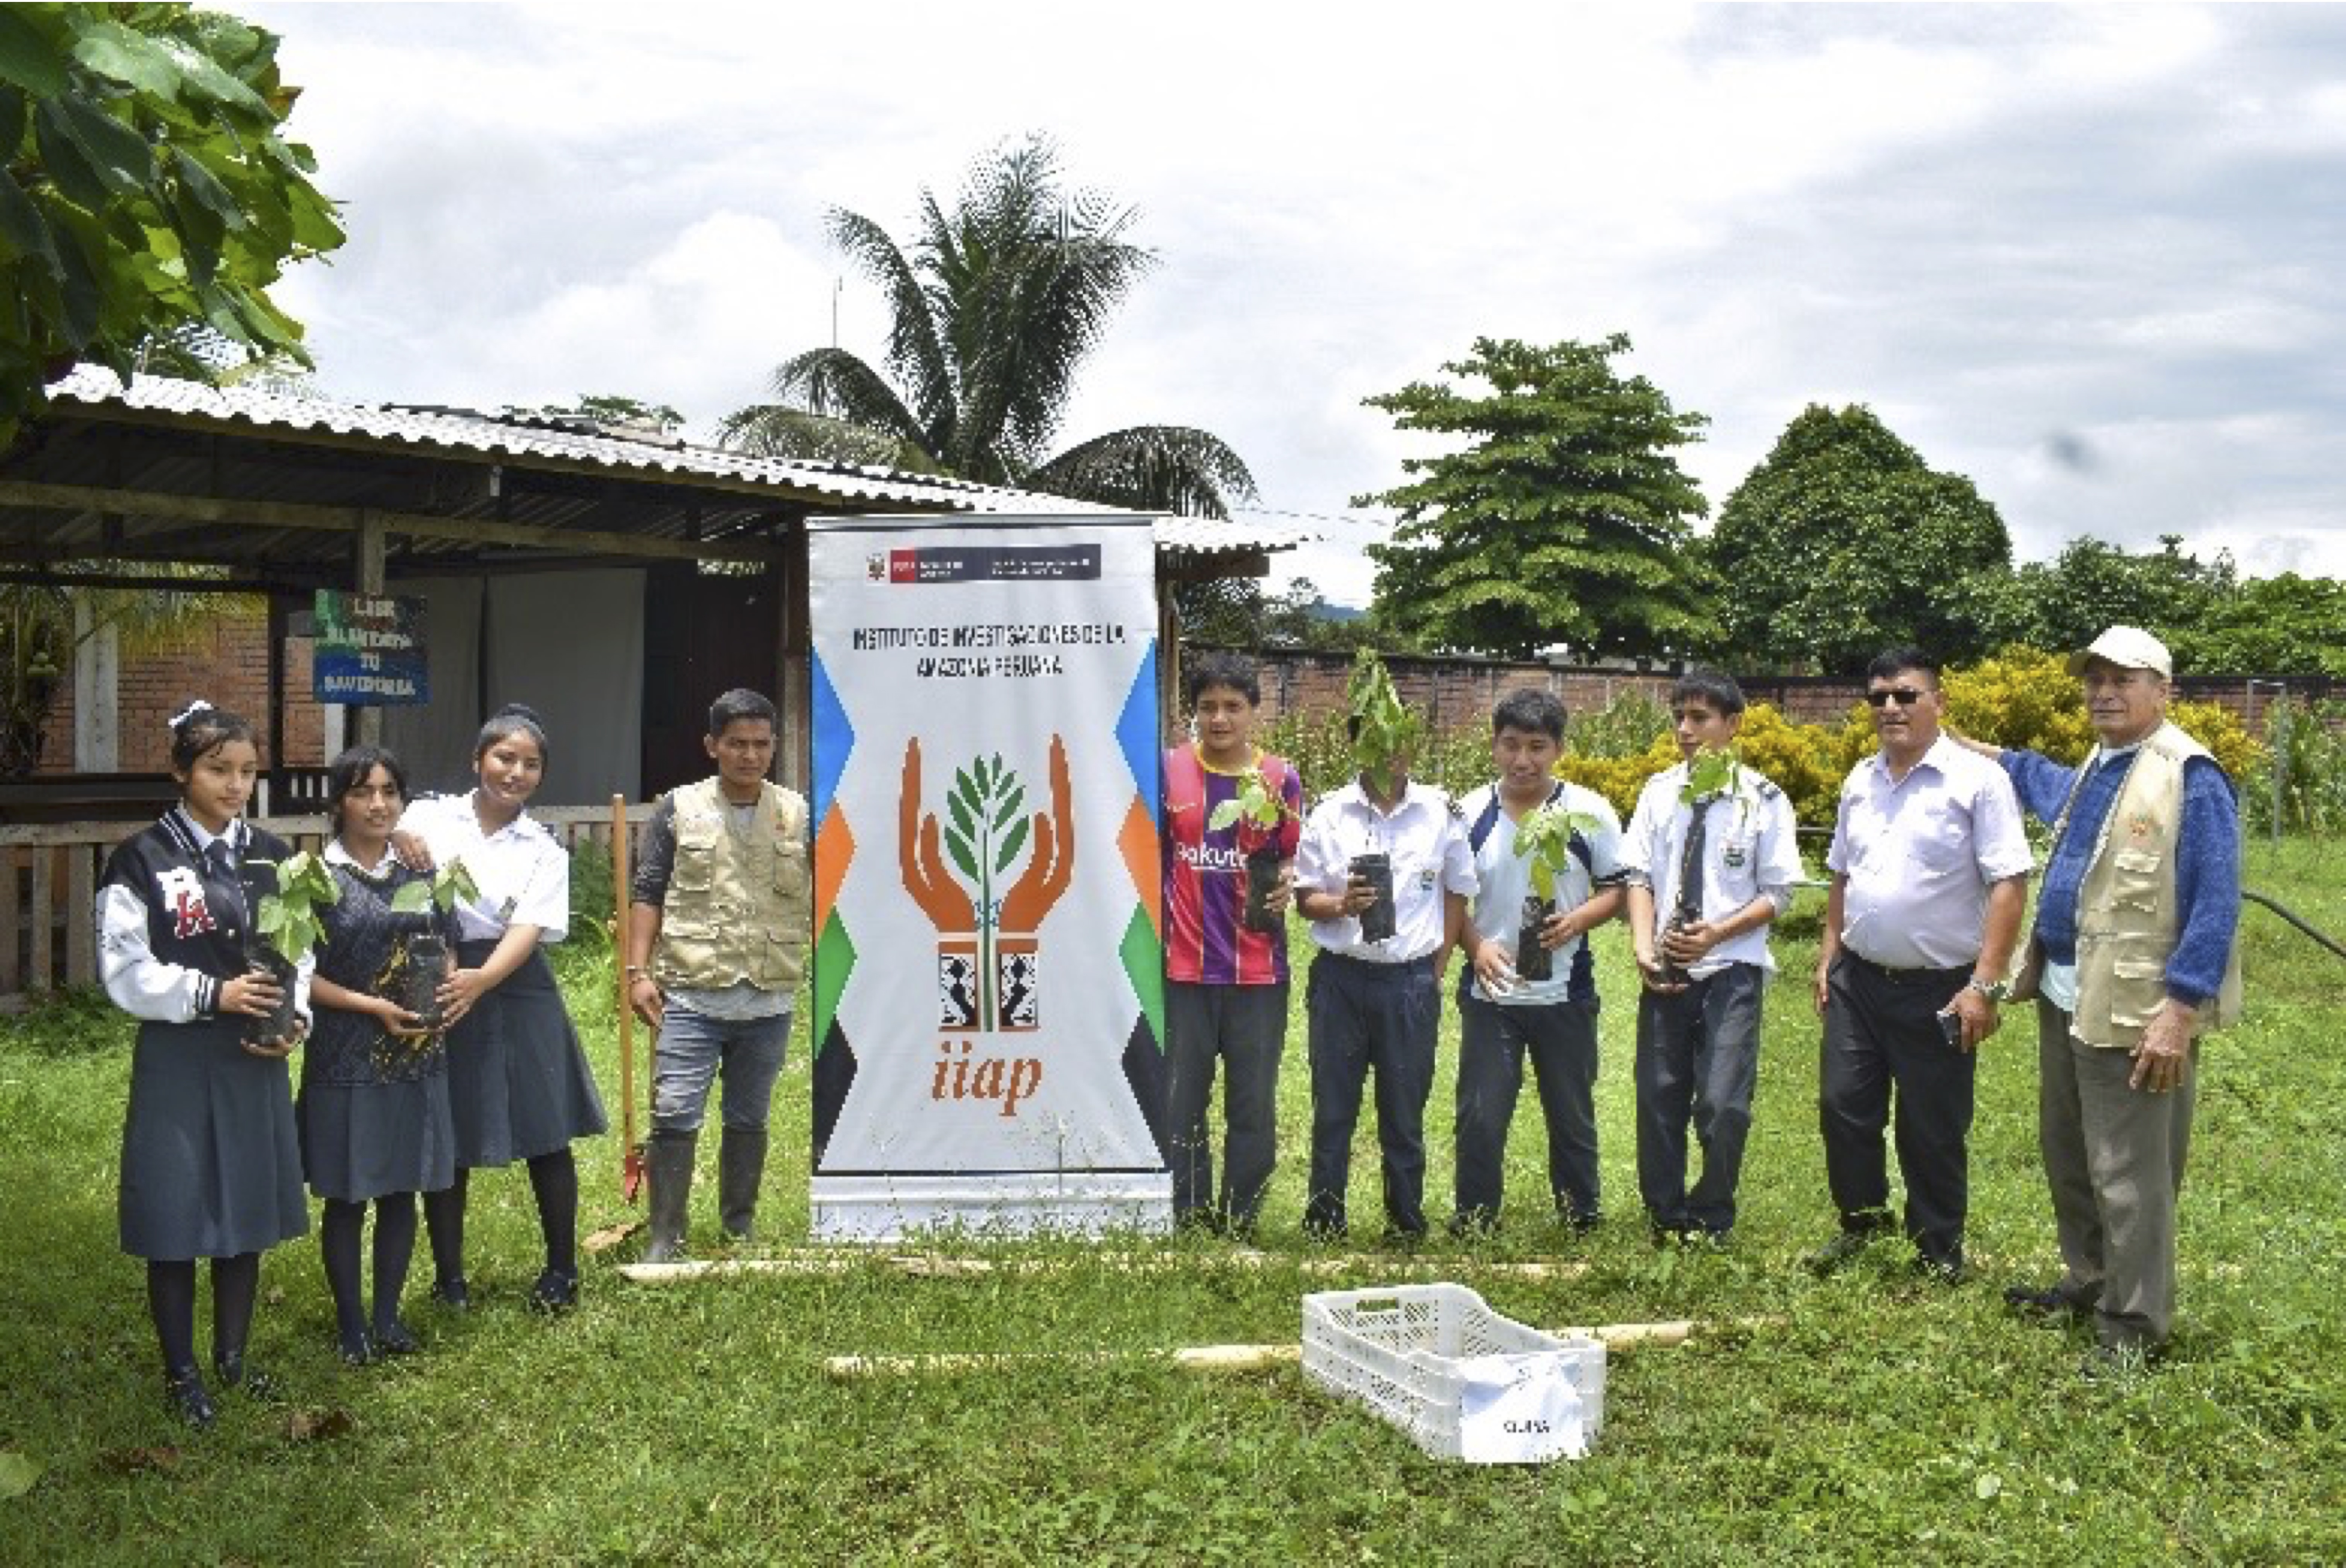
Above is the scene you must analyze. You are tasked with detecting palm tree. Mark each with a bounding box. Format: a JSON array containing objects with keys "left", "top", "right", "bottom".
[{"left": 720, "top": 139, "right": 1256, "bottom": 518}]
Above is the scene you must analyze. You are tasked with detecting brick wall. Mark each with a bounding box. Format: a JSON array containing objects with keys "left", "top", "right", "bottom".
[
  {"left": 37, "top": 612, "right": 325, "bottom": 773},
  {"left": 1189, "top": 646, "right": 2337, "bottom": 735}
]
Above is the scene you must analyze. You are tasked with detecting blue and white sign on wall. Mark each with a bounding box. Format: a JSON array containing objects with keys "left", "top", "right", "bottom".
[{"left": 312, "top": 591, "right": 429, "bottom": 705}]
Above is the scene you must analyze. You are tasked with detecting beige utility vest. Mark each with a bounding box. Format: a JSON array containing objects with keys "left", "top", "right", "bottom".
[
  {"left": 651, "top": 777, "right": 812, "bottom": 993},
  {"left": 2066, "top": 722, "right": 2243, "bottom": 1048}
]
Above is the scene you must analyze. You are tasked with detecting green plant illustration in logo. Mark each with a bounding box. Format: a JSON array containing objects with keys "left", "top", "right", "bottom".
[{"left": 942, "top": 752, "right": 1028, "bottom": 1030}]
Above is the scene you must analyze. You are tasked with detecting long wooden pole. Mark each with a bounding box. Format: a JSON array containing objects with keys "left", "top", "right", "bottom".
[{"left": 612, "top": 794, "right": 644, "bottom": 1202}]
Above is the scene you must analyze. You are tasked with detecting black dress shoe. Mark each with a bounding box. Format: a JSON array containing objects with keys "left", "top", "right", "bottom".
[
  {"left": 163, "top": 1368, "right": 217, "bottom": 1431},
  {"left": 526, "top": 1268, "right": 579, "bottom": 1315},
  {"left": 213, "top": 1354, "right": 282, "bottom": 1402},
  {"left": 337, "top": 1334, "right": 373, "bottom": 1368},
  {"left": 429, "top": 1278, "right": 470, "bottom": 1312},
  {"left": 371, "top": 1319, "right": 421, "bottom": 1357},
  {"left": 2003, "top": 1282, "right": 2090, "bottom": 1324}
]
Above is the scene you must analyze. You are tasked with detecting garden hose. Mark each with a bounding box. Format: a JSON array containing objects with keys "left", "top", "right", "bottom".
[{"left": 2243, "top": 890, "right": 2346, "bottom": 964}]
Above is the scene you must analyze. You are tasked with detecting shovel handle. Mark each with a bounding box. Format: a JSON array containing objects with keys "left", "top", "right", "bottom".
[{"left": 613, "top": 794, "right": 640, "bottom": 1200}]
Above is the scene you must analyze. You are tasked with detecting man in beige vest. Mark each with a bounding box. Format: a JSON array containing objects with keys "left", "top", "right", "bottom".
[
  {"left": 626, "top": 689, "right": 813, "bottom": 1261},
  {"left": 1949, "top": 627, "right": 2241, "bottom": 1375}
]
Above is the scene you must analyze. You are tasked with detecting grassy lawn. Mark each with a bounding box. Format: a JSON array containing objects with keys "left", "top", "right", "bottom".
[{"left": 2, "top": 836, "right": 2342, "bottom": 1564}]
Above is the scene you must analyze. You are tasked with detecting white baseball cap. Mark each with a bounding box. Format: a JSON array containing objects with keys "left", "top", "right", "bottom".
[{"left": 2067, "top": 625, "right": 2172, "bottom": 678}]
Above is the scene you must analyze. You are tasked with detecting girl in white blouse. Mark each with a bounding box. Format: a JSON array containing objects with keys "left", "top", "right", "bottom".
[{"left": 402, "top": 705, "right": 606, "bottom": 1313}]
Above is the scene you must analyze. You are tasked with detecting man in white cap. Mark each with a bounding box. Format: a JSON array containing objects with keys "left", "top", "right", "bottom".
[{"left": 1946, "top": 626, "right": 2241, "bottom": 1376}]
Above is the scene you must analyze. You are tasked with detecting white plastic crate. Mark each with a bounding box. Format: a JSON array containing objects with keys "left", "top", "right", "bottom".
[{"left": 1302, "top": 1283, "right": 1605, "bottom": 1463}]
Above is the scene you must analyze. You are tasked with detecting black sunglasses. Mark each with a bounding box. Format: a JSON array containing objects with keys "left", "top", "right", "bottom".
[{"left": 1865, "top": 688, "right": 1929, "bottom": 708}]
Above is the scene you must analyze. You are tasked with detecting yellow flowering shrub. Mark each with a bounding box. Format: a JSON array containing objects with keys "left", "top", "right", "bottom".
[
  {"left": 1941, "top": 648, "right": 2096, "bottom": 762},
  {"left": 2169, "top": 699, "right": 2263, "bottom": 781},
  {"left": 1943, "top": 646, "right": 2263, "bottom": 778},
  {"left": 1557, "top": 703, "right": 1861, "bottom": 831},
  {"left": 1558, "top": 736, "right": 1678, "bottom": 822}
]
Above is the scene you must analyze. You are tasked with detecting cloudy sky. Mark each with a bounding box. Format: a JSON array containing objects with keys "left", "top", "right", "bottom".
[{"left": 246, "top": 2, "right": 2346, "bottom": 604}]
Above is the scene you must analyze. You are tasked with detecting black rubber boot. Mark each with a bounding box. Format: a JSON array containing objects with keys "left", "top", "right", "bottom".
[
  {"left": 642, "top": 1130, "right": 698, "bottom": 1264},
  {"left": 717, "top": 1128, "right": 768, "bottom": 1243}
]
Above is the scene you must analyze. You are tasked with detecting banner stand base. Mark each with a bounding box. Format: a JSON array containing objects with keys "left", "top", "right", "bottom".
[{"left": 812, "top": 1172, "right": 1172, "bottom": 1243}]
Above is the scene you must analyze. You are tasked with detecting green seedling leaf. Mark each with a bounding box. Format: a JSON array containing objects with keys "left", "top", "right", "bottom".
[
  {"left": 1680, "top": 746, "right": 1742, "bottom": 805},
  {"left": 944, "top": 826, "right": 977, "bottom": 883}
]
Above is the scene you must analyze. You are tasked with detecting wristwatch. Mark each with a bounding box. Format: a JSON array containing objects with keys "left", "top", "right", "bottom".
[{"left": 1966, "top": 977, "right": 2010, "bottom": 1003}]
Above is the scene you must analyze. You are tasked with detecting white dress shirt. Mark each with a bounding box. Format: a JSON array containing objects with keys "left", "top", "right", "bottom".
[
  {"left": 1295, "top": 778, "right": 1478, "bottom": 962},
  {"left": 398, "top": 792, "right": 570, "bottom": 944},
  {"left": 1620, "top": 761, "right": 1803, "bottom": 979},
  {"left": 1826, "top": 734, "right": 2033, "bottom": 971}
]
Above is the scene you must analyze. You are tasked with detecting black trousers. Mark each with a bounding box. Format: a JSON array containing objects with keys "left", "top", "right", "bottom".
[
  {"left": 1818, "top": 951, "right": 1975, "bottom": 1263},
  {"left": 1304, "top": 952, "right": 1439, "bottom": 1237}
]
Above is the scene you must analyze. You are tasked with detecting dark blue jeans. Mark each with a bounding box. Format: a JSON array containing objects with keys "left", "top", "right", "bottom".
[
  {"left": 1304, "top": 952, "right": 1439, "bottom": 1237},
  {"left": 1634, "top": 963, "right": 1763, "bottom": 1236},
  {"left": 1453, "top": 991, "right": 1601, "bottom": 1226}
]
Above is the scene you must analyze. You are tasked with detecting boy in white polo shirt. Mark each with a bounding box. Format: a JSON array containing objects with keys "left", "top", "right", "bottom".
[{"left": 1451, "top": 688, "right": 1625, "bottom": 1235}]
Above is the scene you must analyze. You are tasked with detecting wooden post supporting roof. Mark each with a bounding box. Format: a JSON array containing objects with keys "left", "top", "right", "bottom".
[{"left": 354, "top": 508, "right": 386, "bottom": 747}]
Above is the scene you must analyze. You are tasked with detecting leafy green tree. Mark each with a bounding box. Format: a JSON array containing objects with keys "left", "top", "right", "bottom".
[
  {"left": 2169, "top": 572, "right": 2346, "bottom": 676},
  {"left": 1706, "top": 404, "right": 2012, "bottom": 672},
  {"left": 1356, "top": 334, "right": 1716, "bottom": 660},
  {"left": 509, "top": 394, "right": 685, "bottom": 434},
  {"left": 0, "top": 4, "right": 344, "bottom": 445},
  {"left": 1989, "top": 534, "right": 2233, "bottom": 658},
  {"left": 721, "top": 138, "right": 1255, "bottom": 517}
]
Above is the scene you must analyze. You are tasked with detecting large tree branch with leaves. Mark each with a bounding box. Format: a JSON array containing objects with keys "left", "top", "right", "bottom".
[{"left": 0, "top": 4, "right": 343, "bottom": 447}]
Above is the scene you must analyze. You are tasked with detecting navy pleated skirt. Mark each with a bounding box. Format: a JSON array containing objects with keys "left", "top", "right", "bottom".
[
  {"left": 444, "top": 942, "right": 607, "bottom": 1167},
  {"left": 120, "top": 1018, "right": 308, "bottom": 1260}
]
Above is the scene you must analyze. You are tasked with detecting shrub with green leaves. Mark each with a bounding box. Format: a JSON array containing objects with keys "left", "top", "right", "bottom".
[
  {"left": 251, "top": 848, "right": 336, "bottom": 964},
  {"left": 1343, "top": 649, "right": 1424, "bottom": 797},
  {"left": 389, "top": 857, "right": 480, "bottom": 916}
]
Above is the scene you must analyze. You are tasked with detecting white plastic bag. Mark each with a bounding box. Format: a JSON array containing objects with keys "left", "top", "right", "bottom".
[{"left": 1453, "top": 1352, "right": 1589, "bottom": 1463}]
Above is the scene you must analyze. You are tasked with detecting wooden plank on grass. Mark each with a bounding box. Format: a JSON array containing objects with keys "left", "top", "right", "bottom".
[
  {"left": 822, "top": 1321, "right": 1704, "bottom": 1379},
  {"left": 618, "top": 1252, "right": 1590, "bottom": 1285}
]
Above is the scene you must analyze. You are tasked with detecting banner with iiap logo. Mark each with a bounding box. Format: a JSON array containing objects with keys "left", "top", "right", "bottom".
[{"left": 806, "top": 515, "right": 1169, "bottom": 1239}]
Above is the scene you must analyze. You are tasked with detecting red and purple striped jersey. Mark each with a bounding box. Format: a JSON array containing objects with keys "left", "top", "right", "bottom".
[{"left": 1161, "top": 746, "right": 1304, "bottom": 985}]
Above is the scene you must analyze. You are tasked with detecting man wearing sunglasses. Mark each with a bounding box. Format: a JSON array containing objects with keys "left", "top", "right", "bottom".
[
  {"left": 1947, "top": 626, "right": 2241, "bottom": 1377},
  {"left": 1808, "top": 648, "right": 2031, "bottom": 1284}
]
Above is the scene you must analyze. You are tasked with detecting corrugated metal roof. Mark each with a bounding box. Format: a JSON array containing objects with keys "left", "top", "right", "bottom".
[{"left": 42, "top": 370, "right": 1308, "bottom": 556}]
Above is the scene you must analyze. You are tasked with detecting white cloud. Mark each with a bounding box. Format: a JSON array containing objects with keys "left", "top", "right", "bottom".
[{"left": 245, "top": 2, "right": 2346, "bottom": 609}]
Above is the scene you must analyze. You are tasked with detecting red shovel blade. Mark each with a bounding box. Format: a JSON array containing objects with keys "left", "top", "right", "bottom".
[{"left": 621, "top": 1143, "right": 646, "bottom": 1205}]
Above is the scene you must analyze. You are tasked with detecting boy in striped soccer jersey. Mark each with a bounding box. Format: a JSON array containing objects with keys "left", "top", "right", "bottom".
[{"left": 1161, "top": 653, "right": 1304, "bottom": 1235}]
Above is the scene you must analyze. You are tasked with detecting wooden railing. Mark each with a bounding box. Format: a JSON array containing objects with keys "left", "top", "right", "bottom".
[{"left": 1, "top": 804, "right": 649, "bottom": 1005}]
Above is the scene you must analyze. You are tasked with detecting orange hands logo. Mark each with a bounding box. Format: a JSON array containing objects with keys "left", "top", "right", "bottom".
[
  {"left": 899, "top": 734, "right": 1076, "bottom": 1035},
  {"left": 900, "top": 738, "right": 977, "bottom": 933},
  {"left": 1000, "top": 736, "right": 1074, "bottom": 933}
]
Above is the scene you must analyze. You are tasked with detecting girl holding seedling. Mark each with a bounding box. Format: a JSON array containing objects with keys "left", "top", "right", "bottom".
[
  {"left": 97, "top": 701, "right": 311, "bottom": 1430},
  {"left": 401, "top": 705, "right": 607, "bottom": 1314},
  {"left": 302, "top": 744, "right": 467, "bottom": 1364}
]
